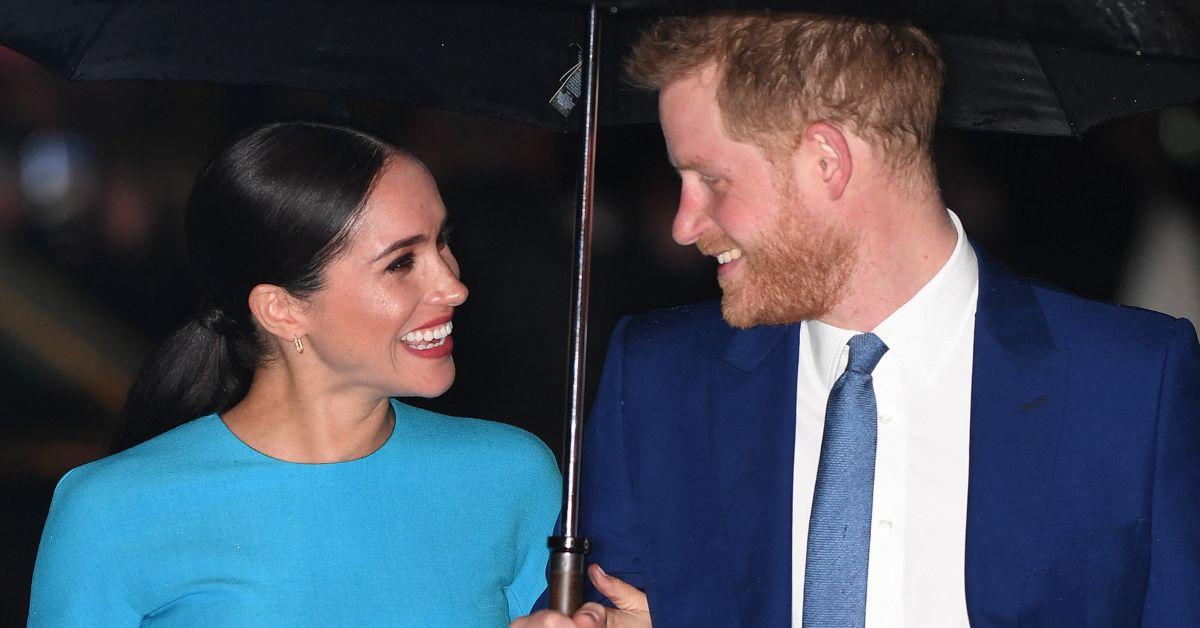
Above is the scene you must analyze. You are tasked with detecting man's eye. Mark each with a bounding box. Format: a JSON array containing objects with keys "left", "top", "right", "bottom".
[
  {"left": 699, "top": 174, "right": 726, "bottom": 192},
  {"left": 386, "top": 253, "right": 415, "bottom": 273}
]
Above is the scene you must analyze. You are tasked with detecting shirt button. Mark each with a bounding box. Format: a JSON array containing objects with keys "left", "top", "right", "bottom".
[
  {"left": 877, "top": 519, "right": 894, "bottom": 531},
  {"left": 879, "top": 414, "right": 893, "bottom": 425}
]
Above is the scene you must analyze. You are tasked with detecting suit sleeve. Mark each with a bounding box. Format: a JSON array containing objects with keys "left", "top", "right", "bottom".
[
  {"left": 1142, "top": 318, "right": 1200, "bottom": 626},
  {"left": 580, "top": 317, "right": 647, "bottom": 603}
]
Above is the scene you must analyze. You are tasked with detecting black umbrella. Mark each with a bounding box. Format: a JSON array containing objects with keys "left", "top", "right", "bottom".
[
  {"left": 2, "top": 0, "right": 1199, "bottom": 614},
  {"left": 2, "top": 1, "right": 1198, "bottom": 135}
]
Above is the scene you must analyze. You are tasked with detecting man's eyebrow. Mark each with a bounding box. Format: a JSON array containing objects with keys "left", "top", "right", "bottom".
[
  {"left": 670, "top": 156, "right": 704, "bottom": 172},
  {"left": 372, "top": 234, "right": 427, "bottom": 262}
]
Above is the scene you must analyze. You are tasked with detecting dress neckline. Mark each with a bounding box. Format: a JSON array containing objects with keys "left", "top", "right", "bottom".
[{"left": 212, "top": 398, "right": 401, "bottom": 467}]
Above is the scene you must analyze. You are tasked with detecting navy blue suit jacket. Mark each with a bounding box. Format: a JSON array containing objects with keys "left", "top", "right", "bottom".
[{"left": 579, "top": 253, "right": 1200, "bottom": 626}]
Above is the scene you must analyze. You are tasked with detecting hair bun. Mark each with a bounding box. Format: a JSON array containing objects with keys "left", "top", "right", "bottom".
[{"left": 198, "top": 302, "right": 238, "bottom": 336}]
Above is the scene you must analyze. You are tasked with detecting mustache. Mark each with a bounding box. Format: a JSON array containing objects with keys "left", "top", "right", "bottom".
[{"left": 696, "top": 232, "right": 739, "bottom": 256}]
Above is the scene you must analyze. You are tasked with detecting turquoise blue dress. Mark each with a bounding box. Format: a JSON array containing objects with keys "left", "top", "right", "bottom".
[{"left": 28, "top": 399, "right": 561, "bottom": 627}]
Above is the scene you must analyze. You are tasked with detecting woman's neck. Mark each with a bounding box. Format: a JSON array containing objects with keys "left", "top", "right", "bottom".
[{"left": 220, "top": 364, "right": 394, "bottom": 464}]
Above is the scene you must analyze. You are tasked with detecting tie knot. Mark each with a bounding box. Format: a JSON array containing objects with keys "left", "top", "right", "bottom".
[{"left": 845, "top": 333, "right": 888, "bottom": 374}]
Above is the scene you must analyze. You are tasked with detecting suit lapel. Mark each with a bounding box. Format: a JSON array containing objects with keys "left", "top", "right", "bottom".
[
  {"left": 699, "top": 250, "right": 1068, "bottom": 624},
  {"left": 709, "top": 321, "right": 800, "bottom": 628},
  {"left": 965, "top": 251, "right": 1070, "bottom": 623}
]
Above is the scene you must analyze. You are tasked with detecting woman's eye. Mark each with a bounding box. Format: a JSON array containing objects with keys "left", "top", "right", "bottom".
[
  {"left": 436, "top": 225, "right": 453, "bottom": 250},
  {"left": 386, "top": 253, "right": 415, "bottom": 273}
]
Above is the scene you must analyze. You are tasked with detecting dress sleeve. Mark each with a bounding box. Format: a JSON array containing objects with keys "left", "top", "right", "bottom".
[
  {"left": 28, "top": 467, "right": 143, "bottom": 627},
  {"left": 503, "top": 437, "right": 562, "bottom": 621}
]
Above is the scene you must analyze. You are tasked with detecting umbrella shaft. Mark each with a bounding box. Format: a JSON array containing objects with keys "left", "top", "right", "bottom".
[
  {"left": 562, "top": 0, "right": 601, "bottom": 542},
  {"left": 549, "top": 1, "right": 601, "bottom": 617}
]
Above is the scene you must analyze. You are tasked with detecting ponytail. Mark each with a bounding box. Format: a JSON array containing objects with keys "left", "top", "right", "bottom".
[{"left": 109, "top": 309, "right": 254, "bottom": 453}]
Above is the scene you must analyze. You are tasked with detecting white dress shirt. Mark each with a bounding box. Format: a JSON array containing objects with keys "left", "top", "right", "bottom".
[{"left": 792, "top": 210, "right": 979, "bottom": 627}]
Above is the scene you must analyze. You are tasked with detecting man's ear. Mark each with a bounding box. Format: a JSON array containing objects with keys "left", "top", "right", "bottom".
[
  {"left": 246, "top": 284, "right": 308, "bottom": 344},
  {"left": 804, "top": 122, "right": 852, "bottom": 201}
]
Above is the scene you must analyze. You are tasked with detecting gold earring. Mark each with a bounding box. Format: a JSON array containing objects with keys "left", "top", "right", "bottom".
[{"left": 293, "top": 335, "right": 304, "bottom": 353}]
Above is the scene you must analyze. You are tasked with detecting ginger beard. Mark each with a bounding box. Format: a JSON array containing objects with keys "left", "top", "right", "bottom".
[{"left": 704, "top": 175, "right": 856, "bottom": 329}]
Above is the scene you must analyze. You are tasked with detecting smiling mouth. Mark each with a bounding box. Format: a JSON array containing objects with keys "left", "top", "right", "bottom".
[
  {"left": 401, "top": 321, "right": 453, "bottom": 351},
  {"left": 714, "top": 248, "right": 744, "bottom": 264}
]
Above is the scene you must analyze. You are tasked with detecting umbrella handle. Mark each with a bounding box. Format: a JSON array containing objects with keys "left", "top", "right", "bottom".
[{"left": 547, "top": 536, "right": 589, "bottom": 614}]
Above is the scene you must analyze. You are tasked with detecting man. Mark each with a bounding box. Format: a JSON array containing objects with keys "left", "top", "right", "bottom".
[{"left": 516, "top": 12, "right": 1200, "bottom": 628}]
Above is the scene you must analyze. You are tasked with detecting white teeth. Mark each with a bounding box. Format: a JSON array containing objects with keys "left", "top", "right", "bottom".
[
  {"left": 715, "top": 248, "right": 743, "bottom": 265},
  {"left": 401, "top": 321, "right": 453, "bottom": 345},
  {"left": 412, "top": 337, "right": 447, "bottom": 351}
]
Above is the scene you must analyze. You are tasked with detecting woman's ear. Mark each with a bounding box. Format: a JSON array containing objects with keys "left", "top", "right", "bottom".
[
  {"left": 246, "top": 284, "right": 308, "bottom": 344},
  {"left": 804, "top": 121, "right": 853, "bottom": 201}
]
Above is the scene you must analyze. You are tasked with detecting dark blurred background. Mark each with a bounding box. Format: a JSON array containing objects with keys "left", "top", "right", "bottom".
[{"left": 1, "top": 44, "right": 1198, "bottom": 624}]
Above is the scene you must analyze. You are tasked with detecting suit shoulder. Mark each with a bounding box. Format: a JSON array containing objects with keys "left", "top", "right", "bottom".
[
  {"left": 619, "top": 300, "right": 731, "bottom": 348},
  {"left": 1032, "top": 284, "right": 1191, "bottom": 352}
]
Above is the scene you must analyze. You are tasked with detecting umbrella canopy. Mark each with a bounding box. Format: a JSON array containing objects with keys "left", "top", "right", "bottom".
[{"left": 2, "top": 0, "right": 1199, "bottom": 137}]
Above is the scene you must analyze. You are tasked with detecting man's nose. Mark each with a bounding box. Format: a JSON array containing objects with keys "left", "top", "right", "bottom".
[{"left": 671, "top": 192, "right": 713, "bottom": 246}]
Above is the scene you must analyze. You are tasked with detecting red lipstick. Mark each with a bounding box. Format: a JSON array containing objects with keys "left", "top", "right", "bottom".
[{"left": 400, "top": 314, "right": 455, "bottom": 359}]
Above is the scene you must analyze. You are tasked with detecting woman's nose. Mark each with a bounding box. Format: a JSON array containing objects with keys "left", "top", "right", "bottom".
[
  {"left": 433, "top": 275, "right": 468, "bottom": 307},
  {"left": 428, "top": 252, "right": 468, "bottom": 307}
]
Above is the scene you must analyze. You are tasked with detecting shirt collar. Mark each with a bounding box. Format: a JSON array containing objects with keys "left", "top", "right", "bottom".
[
  {"left": 802, "top": 209, "right": 979, "bottom": 386},
  {"left": 803, "top": 318, "right": 858, "bottom": 388}
]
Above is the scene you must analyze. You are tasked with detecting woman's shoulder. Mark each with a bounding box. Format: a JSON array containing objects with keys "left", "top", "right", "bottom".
[
  {"left": 50, "top": 416, "right": 226, "bottom": 511},
  {"left": 392, "top": 400, "right": 547, "bottom": 451},
  {"left": 391, "top": 400, "right": 560, "bottom": 486}
]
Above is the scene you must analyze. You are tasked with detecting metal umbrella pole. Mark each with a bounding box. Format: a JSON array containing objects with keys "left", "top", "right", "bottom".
[{"left": 547, "top": 0, "right": 602, "bottom": 616}]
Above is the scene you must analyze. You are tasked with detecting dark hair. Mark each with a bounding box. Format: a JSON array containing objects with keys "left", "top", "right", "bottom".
[{"left": 110, "top": 122, "right": 396, "bottom": 453}]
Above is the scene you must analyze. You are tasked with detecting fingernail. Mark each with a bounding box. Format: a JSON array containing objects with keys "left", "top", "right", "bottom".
[
  {"left": 594, "top": 564, "right": 609, "bottom": 580},
  {"left": 577, "top": 609, "right": 602, "bottom": 623}
]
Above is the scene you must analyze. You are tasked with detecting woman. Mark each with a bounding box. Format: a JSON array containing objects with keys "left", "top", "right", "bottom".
[{"left": 28, "top": 122, "right": 560, "bottom": 626}]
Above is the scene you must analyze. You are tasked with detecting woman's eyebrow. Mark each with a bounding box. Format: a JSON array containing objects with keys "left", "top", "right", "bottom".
[{"left": 372, "top": 234, "right": 427, "bottom": 262}]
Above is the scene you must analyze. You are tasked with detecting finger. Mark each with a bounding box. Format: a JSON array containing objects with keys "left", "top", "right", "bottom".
[
  {"left": 509, "top": 610, "right": 576, "bottom": 628},
  {"left": 571, "top": 602, "right": 607, "bottom": 628},
  {"left": 588, "top": 563, "right": 649, "bottom": 612}
]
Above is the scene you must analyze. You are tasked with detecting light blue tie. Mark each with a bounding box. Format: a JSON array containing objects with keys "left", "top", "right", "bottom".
[{"left": 803, "top": 332, "right": 888, "bottom": 628}]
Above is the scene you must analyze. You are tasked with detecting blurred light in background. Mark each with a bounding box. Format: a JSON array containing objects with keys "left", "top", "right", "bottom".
[
  {"left": 18, "top": 129, "right": 96, "bottom": 226},
  {"left": 1158, "top": 106, "right": 1200, "bottom": 170},
  {"left": 1118, "top": 194, "right": 1200, "bottom": 323}
]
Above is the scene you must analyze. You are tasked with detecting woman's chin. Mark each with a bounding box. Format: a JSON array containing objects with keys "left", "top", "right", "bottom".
[{"left": 392, "top": 367, "right": 456, "bottom": 399}]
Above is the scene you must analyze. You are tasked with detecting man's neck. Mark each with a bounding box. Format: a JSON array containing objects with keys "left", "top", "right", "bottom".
[{"left": 819, "top": 200, "right": 958, "bottom": 332}]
